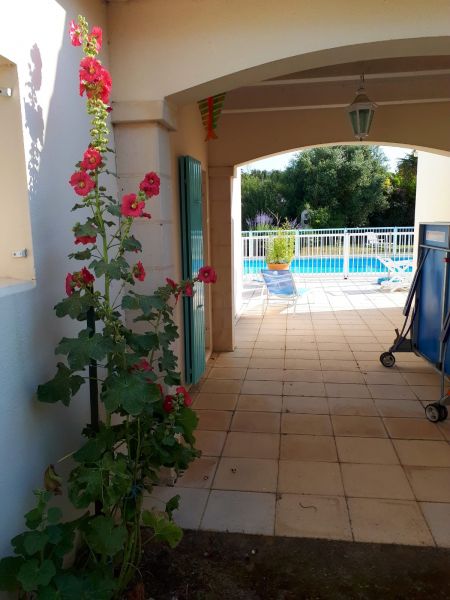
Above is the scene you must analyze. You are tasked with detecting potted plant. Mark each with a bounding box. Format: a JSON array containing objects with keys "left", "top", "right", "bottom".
[{"left": 266, "top": 232, "right": 295, "bottom": 270}]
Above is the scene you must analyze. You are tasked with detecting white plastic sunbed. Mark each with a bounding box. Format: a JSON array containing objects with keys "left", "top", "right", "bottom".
[{"left": 377, "top": 256, "right": 414, "bottom": 291}]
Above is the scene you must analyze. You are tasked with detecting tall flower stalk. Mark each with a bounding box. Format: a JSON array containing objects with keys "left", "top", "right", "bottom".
[{"left": 0, "top": 15, "right": 216, "bottom": 599}]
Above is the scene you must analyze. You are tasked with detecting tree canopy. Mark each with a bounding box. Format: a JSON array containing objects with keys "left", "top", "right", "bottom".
[{"left": 241, "top": 146, "right": 417, "bottom": 229}]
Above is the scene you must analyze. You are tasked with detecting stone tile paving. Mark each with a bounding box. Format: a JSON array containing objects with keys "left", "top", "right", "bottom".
[{"left": 147, "top": 276, "right": 450, "bottom": 547}]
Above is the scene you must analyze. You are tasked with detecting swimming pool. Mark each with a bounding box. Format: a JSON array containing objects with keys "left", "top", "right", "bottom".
[{"left": 243, "top": 256, "right": 413, "bottom": 275}]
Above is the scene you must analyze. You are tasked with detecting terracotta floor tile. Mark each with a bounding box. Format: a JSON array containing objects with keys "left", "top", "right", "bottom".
[
  {"left": 368, "top": 385, "right": 417, "bottom": 400},
  {"left": 211, "top": 356, "right": 250, "bottom": 368},
  {"left": 195, "top": 430, "right": 227, "bottom": 457},
  {"left": 335, "top": 437, "right": 398, "bottom": 464},
  {"left": 319, "top": 350, "right": 355, "bottom": 361},
  {"left": 383, "top": 418, "right": 444, "bottom": 440},
  {"left": 348, "top": 498, "right": 434, "bottom": 546},
  {"left": 282, "top": 370, "right": 323, "bottom": 382},
  {"left": 320, "top": 360, "right": 359, "bottom": 371},
  {"left": 405, "top": 467, "right": 450, "bottom": 501},
  {"left": 252, "top": 349, "right": 285, "bottom": 359},
  {"left": 249, "top": 358, "right": 284, "bottom": 369},
  {"left": 201, "top": 490, "right": 275, "bottom": 535},
  {"left": 213, "top": 457, "right": 278, "bottom": 492},
  {"left": 341, "top": 463, "right": 414, "bottom": 500},
  {"left": 357, "top": 360, "right": 399, "bottom": 373},
  {"left": 275, "top": 494, "right": 352, "bottom": 540},
  {"left": 223, "top": 432, "right": 279, "bottom": 459},
  {"left": 331, "top": 416, "right": 387, "bottom": 438},
  {"left": 200, "top": 379, "right": 242, "bottom": 394},
  {"left": 316, "top": 342, "right": 350, "bottom": 351},
  {"left": 393, "top": 440, "right": 450, "bottom": 467},
  {"left": 175, "top": 457, "right": 218, "bottom": 489},
  {"left": 328, "top": 397, "right": 378, "bottom": 417},
  {"left": 353, "top": 351, "right": 386, "bottom": 361},
  {"left": 363, "top": 372, "right": 406, "bottom": 385},
  {"left": 280, "top": 434, "right": 337, "bottom": 462},
  {"left": 322, "top": 371, "right": 365, "bottom": 384},
  {"left": 254, "top": 341, "right": 286, "bottom": 350},
  {"left": 281, "top": 413, "right": 332, "bottom": 435},
  {"left": 241, "top": 380, "right": 283, "bottom": 395},
  {"left": 284, "top": 358, "right": 321, "bottom": 369},
  {"left": 283, "top": 382, "right": 326, "bottom": 397},
  {"left": 245, "top": 368, "right": 284, "bottom": 381},
  {"left": 193, "top": 393, "right": 238, "bottom": 411},
  {"left": 208, "top": 367, "right": 247, "bottom": 380},
  {"left": 145, "top": 486, "right": 209, "bottom": 530},
  {"left": 283, "top": 396, "right": 329, "bottom": 415},
  {"left": 236, "top": 394, "right": 282, "bottom": 412},
  {"left": 231, "top": 411, "right": 280, "bottom": 433},
  {"left": 195, "top": 410, "right": 232, "bottom": 431},
  {"left": 420, "top": 502, "right": 450, "bottom": 547},
  {"left": 410, "top": 386, "right": 441, "bottom": 401},
  {"left": 325, "top": 383, "right": 371, "bottom": 399},
  {"left": 278, "top": 460, "right": 344, "bottom": 495},
  {"left": 375, "top": 399, "right": 425, "bottom": 418},
  {"left": 402, "top": 373, "right": 441, "bottom": 386}
]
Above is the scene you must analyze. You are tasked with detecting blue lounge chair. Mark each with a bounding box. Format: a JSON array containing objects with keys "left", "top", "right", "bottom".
[{"left": 260, "top": 269, "right": 307, "bottom": 311}]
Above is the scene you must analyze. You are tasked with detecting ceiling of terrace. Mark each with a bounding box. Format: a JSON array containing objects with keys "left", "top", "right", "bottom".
[{"left": 222, "top": 55, "right": 450, "bottom": 115}]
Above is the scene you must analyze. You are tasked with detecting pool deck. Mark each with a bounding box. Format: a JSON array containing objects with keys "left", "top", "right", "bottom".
[{"left": 147, "top": 275, "right": 450, "bottom": 548}]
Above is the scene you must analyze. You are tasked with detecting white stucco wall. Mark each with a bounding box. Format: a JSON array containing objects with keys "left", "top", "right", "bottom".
[
  {"left": 0, "top": 0, "right": 112, "bottom": 557},
  {"left": 415, "top": 152, "right": 450, "bottom": 226}
]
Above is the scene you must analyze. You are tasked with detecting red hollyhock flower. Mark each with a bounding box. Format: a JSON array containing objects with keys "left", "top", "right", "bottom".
[
  {"left": 69, "top": 171, "right": 95, "bottom": 196},
  {"left": 120, "top": 194, "right": 146, "bottom": 218},
  {"left": 89, "top": 26, "right": 103, "bottom": 52},
  {"left": 133, "top": 358, "right": 152, "bottom": 372},
  {"left": 75, "top": 235, "right": 96, "bottom": 245},
  {"left": 69, "top": 20, "right": 82, "bottom": 46},
  {"left": 79, "top": 57, "right": 103, "bottom": 83},
  {"left": 198, "top": 265, "right": 217, "bottom": 284},
  {"left": 176, "top": 386, "right": 193, "bottom": 407},
  {"left": 80, "top": 267, "right": 95, "bottom": 285},
  {"left": 81, "top": 148, "right": 102, "bottom": 171},
  {"left": 139, "top": 172, "right": 160, "bottom": 198},
  {"left": 65, "top": 273, "right": 75, "bottom": 296},
  {"left": 163, "top": 395, "right": 174, "bottom": 413},
  {"left": 79, "top": 63, "right": 112, "bottom": 105},
  {"left": 166, "top": 278, "right": 181, "bottom": 303},
  {"left": 133, "top": 261, "right": 146, "bottom": 282},
  {"left": 184, "top": 282, "right": 193, "bottom": 297}
]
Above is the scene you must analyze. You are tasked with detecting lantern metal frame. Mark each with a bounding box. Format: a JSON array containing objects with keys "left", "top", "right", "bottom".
[{"left": 346, "top": 74, "right": 377, "bottom": 141}]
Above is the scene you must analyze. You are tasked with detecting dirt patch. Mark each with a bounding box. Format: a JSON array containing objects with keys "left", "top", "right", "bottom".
[{"left": 139, "top": 530, "right": 450, "bottom": 599}]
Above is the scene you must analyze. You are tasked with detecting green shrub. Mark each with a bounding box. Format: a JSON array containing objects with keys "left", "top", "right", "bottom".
[{"left": 265, "top": 233, "right": 295, "bottom": 264}]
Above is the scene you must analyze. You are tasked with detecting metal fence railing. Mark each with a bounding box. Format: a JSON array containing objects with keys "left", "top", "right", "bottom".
[{"left": 242, "top": 226, "right": 415, "bottom": 277}]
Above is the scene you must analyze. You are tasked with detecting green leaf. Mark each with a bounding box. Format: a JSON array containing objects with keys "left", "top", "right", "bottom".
[
  {"left": 122, "top": 235, "right": 142, "bottom": 253},
  {"left": 122, "top": 292, "right": 165, "bottom": 315},
  {"left": 102, "top": 372, "right": 150, "bottom": 415},
  {"left": 37, "top": 363, "right": 84, "bottom": 406},
  {"left": 68, "top": 249, "right": 93, "bottom": 261},
  {"left": 17, "top": 558, "right": 56, "bottom": 592},
  {"left": 37, "top": 585, "right": 60, "bottom": 599},
  {"left": 141, "top": 511, "right": 183, "bottom": 548},
  {"left": 106, "top": 203, "right": 121, "bottom": 217},
  {"left": 47, "top": 507, "right": 62, "bottom": 525},
  {"left": 0, "top": 556, "right": 24, "bottom": 591},
  {"left": 25, "top": 491, "right": 52, "bottom": 530},
  {"left": 165, "top": 494, "right": 180, "bottom": 519},
  {"left": 177, "top": 407, "right": 198, "bottom": 445},
  {"left": 126, "top": 332, "right": 159, "bottom": 354},
  {"left": 54, "top": 292, "right": 95, "bottom": 320},
  {"left": 89, "top": 257, "right": 129, "bottom": 280},
  {"left": 84, "top": 516, "right": 127, "bottom": 556},
  {"left": 23, "top": 531, "right": 49, "bottom": 555},
  {"left": 68, "top": 466, "right": 103, "bottom": 509},
  {"left": 56, "top": 331, "right": 115, "bottom": 371},
  {"left": 73, "top": 221, "right": 98, "bottom": 238}
]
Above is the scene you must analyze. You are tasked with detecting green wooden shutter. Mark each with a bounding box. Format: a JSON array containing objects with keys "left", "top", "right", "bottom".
[{"left": 179, "top": 156, "right": 205, "bottom": 384}]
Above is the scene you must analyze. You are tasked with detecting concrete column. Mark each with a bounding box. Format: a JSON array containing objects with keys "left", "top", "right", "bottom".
[{"left": 209, "top": 166, "right": 235, "bottom": 351}]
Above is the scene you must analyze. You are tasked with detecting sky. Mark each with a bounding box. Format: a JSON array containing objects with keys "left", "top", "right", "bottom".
[{"left": 240, "top": 145, "right": 411, "bottom": 173}]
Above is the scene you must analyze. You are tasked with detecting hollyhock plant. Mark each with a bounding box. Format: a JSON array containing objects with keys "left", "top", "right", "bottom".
[{"left": 0, "top": 14, "right": 217, "bottom": 600}]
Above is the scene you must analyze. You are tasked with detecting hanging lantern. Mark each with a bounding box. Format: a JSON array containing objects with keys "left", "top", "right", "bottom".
[{"left": 346, "top": 74, "right": 377, "bottom": 141}]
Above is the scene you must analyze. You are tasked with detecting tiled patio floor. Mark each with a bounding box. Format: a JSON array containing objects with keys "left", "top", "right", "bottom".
[{"left": 151, "top": 276, "right": 450, "bottom": 547}]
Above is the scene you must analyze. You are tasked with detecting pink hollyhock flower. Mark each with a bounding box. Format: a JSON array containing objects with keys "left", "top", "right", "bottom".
[
  {"left": 80, "top": 267, "right": 95, "bottom": 285},
  {"left": 163, "top": 395, "right": 174, "bottom": 413},
  {"left": 75, "top": 235, "right": 96, "bottom": 245},
  {"left": 120, "top": 194, "right": 146, "bottom": 218},
  {"left": 69, "top": 171, "right": 95, "bottom": 196},
  {"left": 89, "top": 26, "right": 103, "bottom": 52},
  {"left": 184, "top": 282, "right": 193, "bottom": 297},
  {"left": 65, "top": 273, "right": 75, "bottom": 296},
  {"left": 69, "top": 20, "right": 82, "bottom": 46},
  {"left": 81, "top": 148, "right": 102, "bottom": 171},
  {"left": 176, "top": 386, "right": 193, "bottom": 407},
  {"left": 198, "top": 265, "right": 217, "bottom": 284},
  {"left": 133, "top": 261, "right": 146, "bottom": 282},
  {"left": 166, "top": 278, "right": 181, "bottom": 303},
  {"left": 139, "top": 172, "right": 160, "bottom": 198},
  {"left": 79, "top": 57, "right": 103, "bottom": 83},
  {"left": 133, "top": 358, "right": 152, "bottom": 372}
]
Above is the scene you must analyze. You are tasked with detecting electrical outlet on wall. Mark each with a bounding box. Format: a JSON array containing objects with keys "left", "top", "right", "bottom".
[{"left": 12, "top": 249, "right": 27, "bottom": 258}]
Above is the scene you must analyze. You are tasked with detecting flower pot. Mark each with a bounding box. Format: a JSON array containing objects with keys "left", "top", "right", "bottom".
[{"left": 267, "top": 263, "right": 290, "bottom": 270}]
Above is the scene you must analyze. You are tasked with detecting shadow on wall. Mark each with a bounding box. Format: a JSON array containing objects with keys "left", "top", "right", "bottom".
[{"left": 24, "top": 44, "right": 44, "bottom": 205}]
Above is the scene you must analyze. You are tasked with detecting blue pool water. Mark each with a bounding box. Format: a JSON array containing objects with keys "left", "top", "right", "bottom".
[{"left": 243, "top": 256, "right": 413, "bottom": 275}]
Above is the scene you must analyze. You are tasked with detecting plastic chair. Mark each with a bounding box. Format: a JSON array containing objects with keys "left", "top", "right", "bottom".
[
  {"left": 260, "top": 269, "right": 307, "bottom": 311},
  {"left": 376, "top": 256, "right": 413, "bottom": 291}
]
